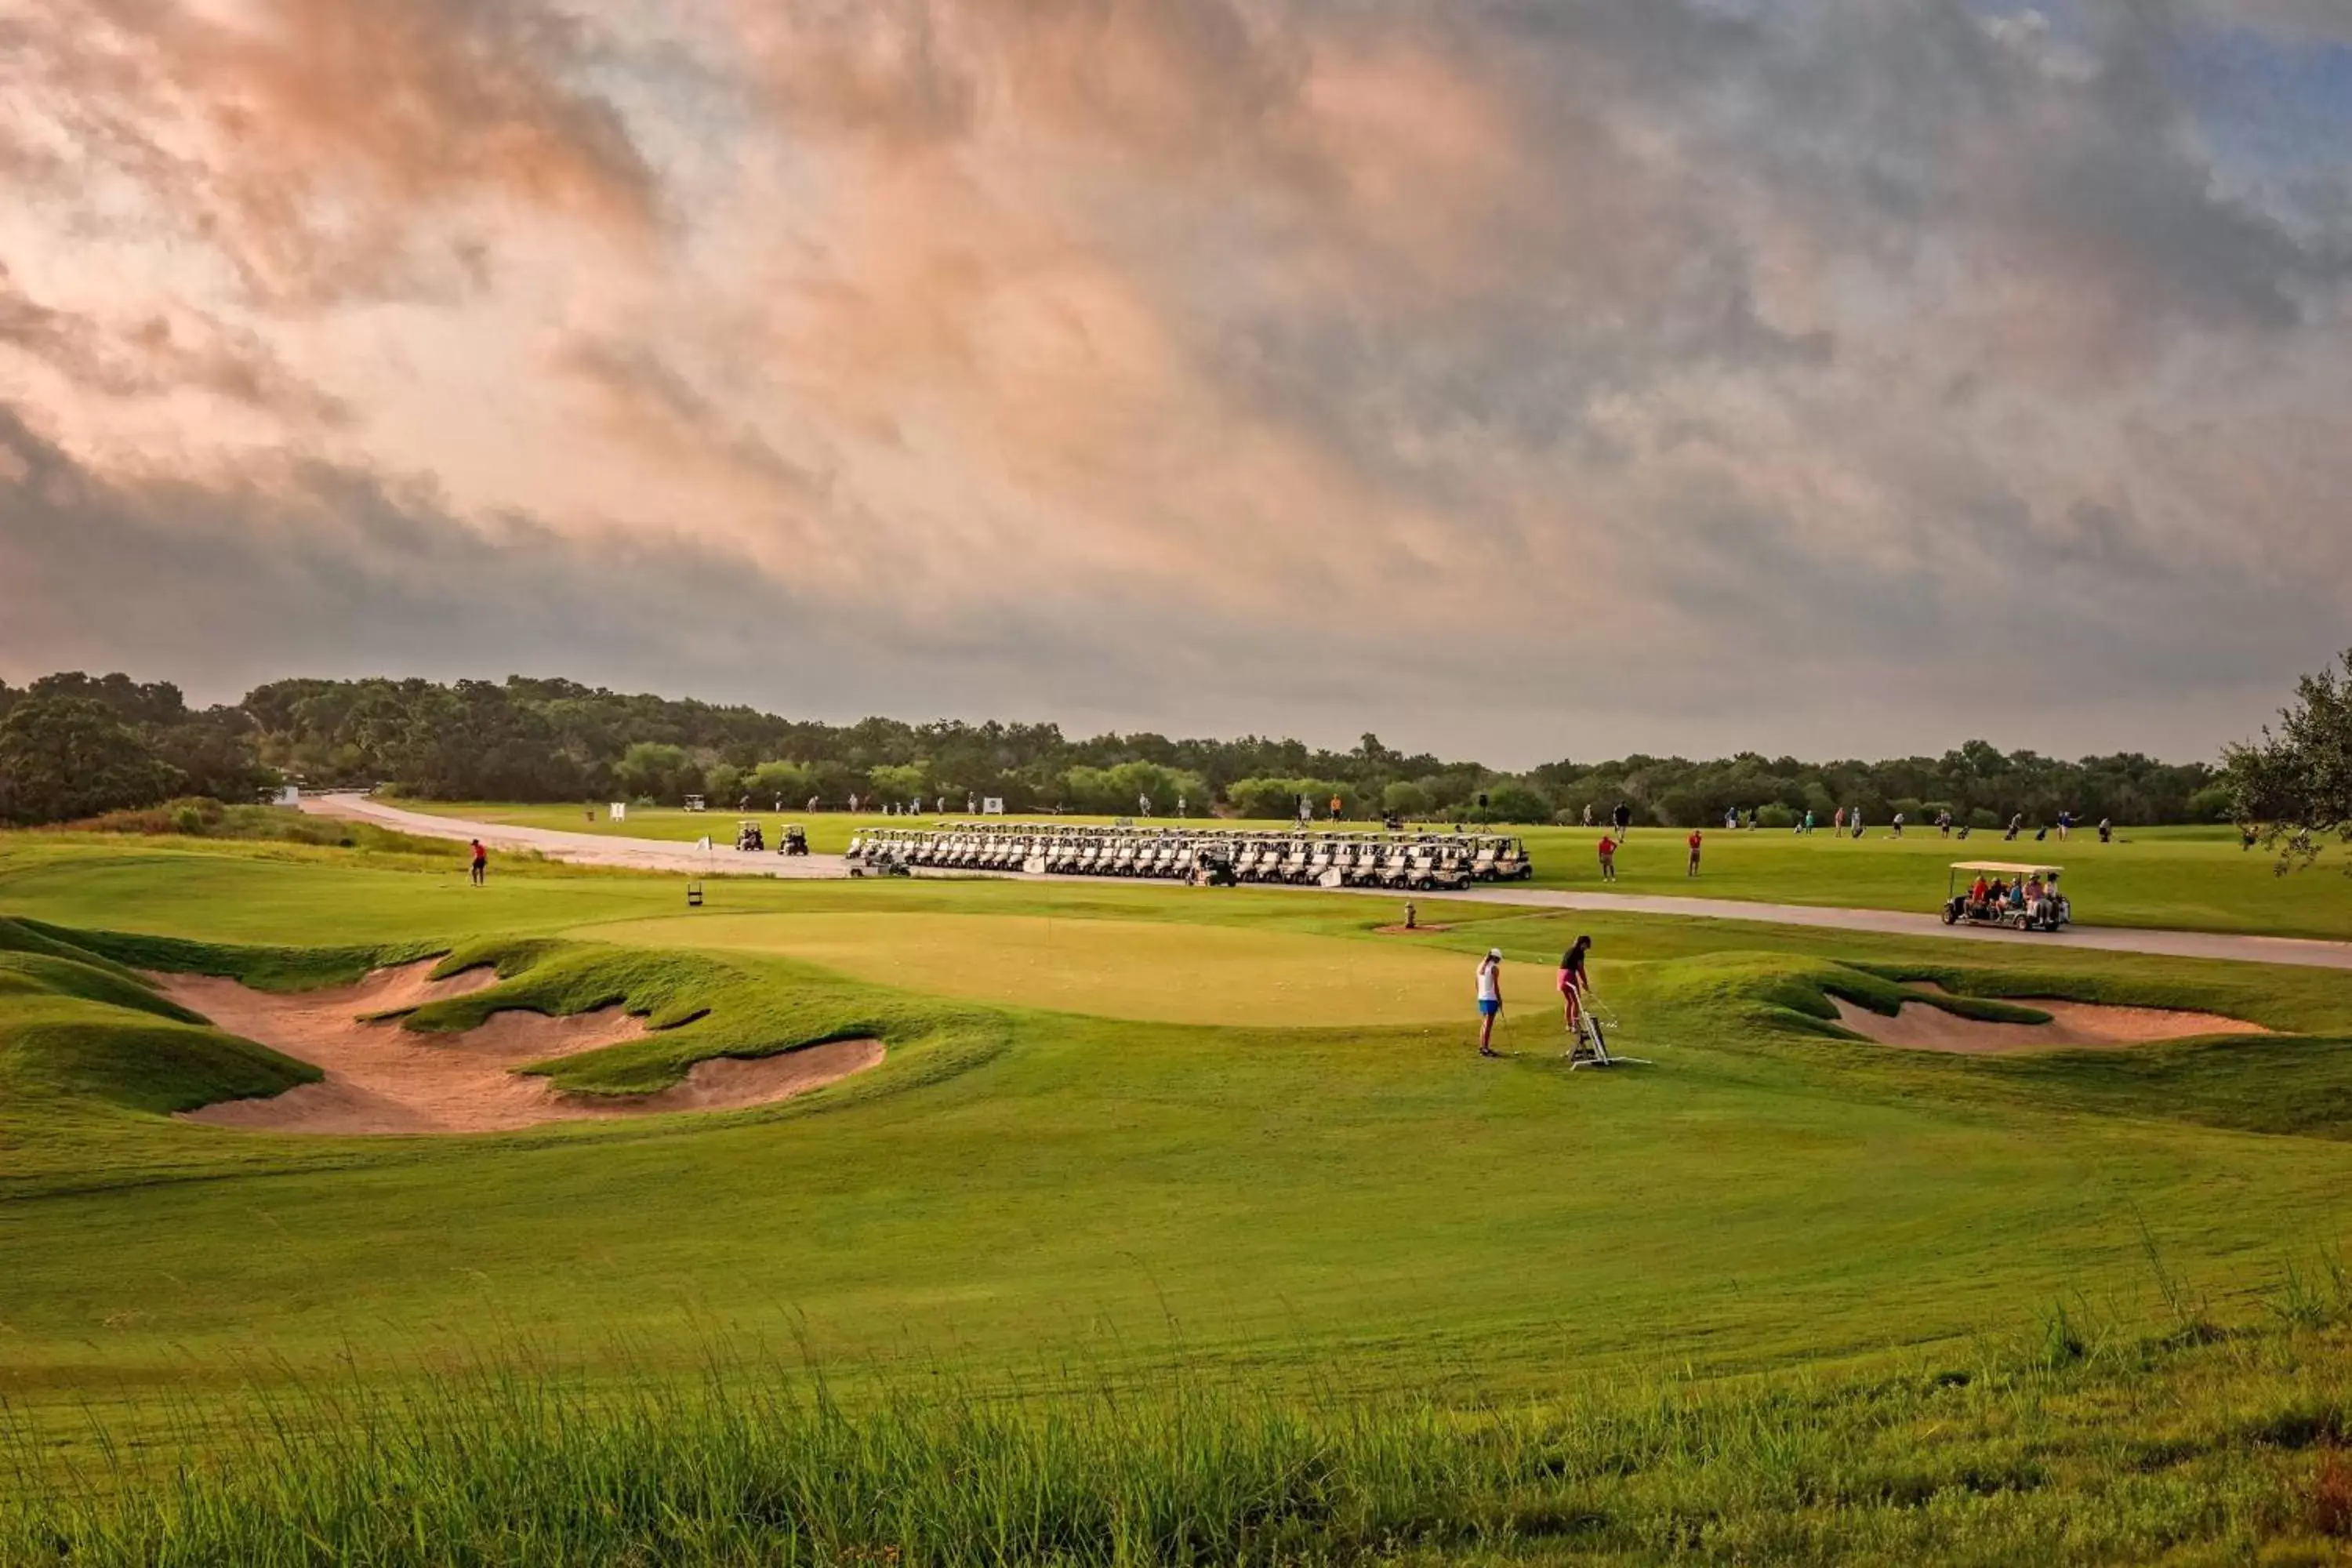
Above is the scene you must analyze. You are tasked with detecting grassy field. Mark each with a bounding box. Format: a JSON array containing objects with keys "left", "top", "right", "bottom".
[
  {"left": 5, "top": 830, "right": 2352, "bottom": 1561},
  {"left": 400, "top": 800, "right": 2352, "bottom": 942}
]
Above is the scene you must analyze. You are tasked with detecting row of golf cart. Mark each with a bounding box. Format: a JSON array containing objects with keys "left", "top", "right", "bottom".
[{"left": 845, "top": 824, "right": 1534, "bottom": 890}]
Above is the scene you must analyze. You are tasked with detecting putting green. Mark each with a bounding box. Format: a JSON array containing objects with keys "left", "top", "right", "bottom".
[{"left": 580, "top": 913, "right": 1489, "bottom": 1026}]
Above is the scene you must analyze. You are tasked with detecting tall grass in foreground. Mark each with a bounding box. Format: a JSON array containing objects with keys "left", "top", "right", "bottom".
[{"left": 6, "top": 1309, "right": 2352, "bottom": 1566}]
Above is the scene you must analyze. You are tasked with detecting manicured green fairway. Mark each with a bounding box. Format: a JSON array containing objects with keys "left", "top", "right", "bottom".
[
  {"left": 402, "top": 800, "right": 2352, "bottom": 940},
  {"left": 585, "top": 912, "right": 1481, "bottom": 1025},
  {"left": 6, "top": 832, "right": 2352, "bottom": 1560}
]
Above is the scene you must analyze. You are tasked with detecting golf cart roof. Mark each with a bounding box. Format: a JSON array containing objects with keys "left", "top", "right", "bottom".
[{"left": 1951, "top": 861, "right": 2063, "bottom": 876}]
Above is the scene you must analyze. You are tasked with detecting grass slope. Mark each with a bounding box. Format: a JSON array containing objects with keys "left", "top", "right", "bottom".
[{"left": 4, "top": 837, "right": 2352, "bottom": 1562}]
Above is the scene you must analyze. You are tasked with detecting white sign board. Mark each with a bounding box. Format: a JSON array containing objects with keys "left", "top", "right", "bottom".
[
  {"left": 276, "top": 786, "right": 302, "bottom": 807},
  {"left": 609, "top": 802, "right": 628, "bottom": 821},
  {"left": 982, "top": 797, "right": 1006, "bottom": 815}
]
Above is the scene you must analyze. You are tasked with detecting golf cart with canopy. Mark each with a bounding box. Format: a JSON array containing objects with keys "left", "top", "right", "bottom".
[
  {"left": 777, "top": 823, "right": 809, "bottom": 856},
  {"left": 734, "top": 818, "right": 765, "bottom": 852},
  {"left": 1943, "top": 861, "right": 2071, "bottom": 931}
]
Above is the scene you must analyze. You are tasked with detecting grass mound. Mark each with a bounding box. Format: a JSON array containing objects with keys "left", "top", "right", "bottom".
[
  {"left": 0, "top": 927, "right": 318, "bottom": 1117},
  {"left": 1, "top": 920, "right": 992, "bottom": 1127},
  {"left": 3, "top": 1011, "right": 319, "bottom": 1116},
  {"left": 410, "top": 936, "right": 989, "bottom": 1098},
  {"left": 1635, "top": 950, "right": 2352, "bottom": 1142}
]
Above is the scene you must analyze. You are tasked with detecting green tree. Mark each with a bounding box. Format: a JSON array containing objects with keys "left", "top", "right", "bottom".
[
  {"left": 868, "top": 763, "right": 928, "bottom": 805},
  {"left": 2223, "top": 648, "right": 2352, "bottom": 871},
  {"left": 749, "top": 760, "right": 815, "bottom": 807},
  {"left": 703, "top": 762, "right": 745, "bottom": 807},
  {"left": 1224, "top": 777, "right": 1305, "bottom": 820},
  {"left": 1479, "top": 782, "right": 1552, "bottom": 824},
  {"left": 612, "top": 742, "right": 692, "bottom": 803},
  {"left": 0, "top": 697, "right": 183, "bottom": 826},
  {"left": 1381, "top": 781, "right": 1434, "bottom": 818}
]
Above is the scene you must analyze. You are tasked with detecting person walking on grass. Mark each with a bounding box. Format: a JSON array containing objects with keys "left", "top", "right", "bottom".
[
  {"left": 468, "top": 839, "right": 488, "bottom": 887},
  {"left": 1597, "top": 833, "right": 1617, "bottom": 881},
  {"left": 1558, "top": 935, "right": 1592, "bottom": 1037},
  {"left": 1475, "top": 949, "right": 1504, "bottom": 1058},
  {"left": 1686, "top": 827, "right": 1703, "bottom": 877}
]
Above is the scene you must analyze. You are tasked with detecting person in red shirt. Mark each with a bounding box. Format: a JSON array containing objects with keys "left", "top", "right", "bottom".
[
  {"left": 468, "top": 839, "right": 488, "bottom": 887},
  {"left": 1686, "top": 828, "right": 1703, "bottom": 877},
  {"left": 1596, "top": 833, "right": 1617, "bottom": 881}
]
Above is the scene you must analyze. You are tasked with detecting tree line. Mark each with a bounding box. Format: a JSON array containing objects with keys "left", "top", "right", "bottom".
[{"left": 0, "top": 669, "right": 2277, "bottom": 833}]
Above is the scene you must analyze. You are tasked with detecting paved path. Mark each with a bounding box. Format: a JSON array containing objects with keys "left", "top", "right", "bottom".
[
  {"left": 303, "top": 794, "right": 851, "bottom": 880},
  {"left": 1341, "top": 885, "right": 2352, "bottom": 971},
  {"left": 306, "top": 796, "right": 2352, "bottom": 971}
]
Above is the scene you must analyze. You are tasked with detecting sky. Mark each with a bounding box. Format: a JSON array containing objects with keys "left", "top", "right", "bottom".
[{"left": 2, "top": 0, "right": 2348, "bottom": 768}]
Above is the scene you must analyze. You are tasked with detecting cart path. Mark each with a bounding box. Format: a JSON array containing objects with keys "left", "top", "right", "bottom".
[
  {"left": 1350, "top": 886, "right": 2352, "bottom": 971},
  {"left": 303, "top": 794, "right": 851, "bottom": 879},
  {"left": 303, "top": 796, "right": 2352, "bottom": 971}
]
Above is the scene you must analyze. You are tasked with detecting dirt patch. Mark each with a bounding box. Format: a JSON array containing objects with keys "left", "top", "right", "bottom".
[
  {"left": 1373, "top": 924, "right": 1455, "bottom": 935},
  {"left": 156, "top": 964, "right": 880, "bottom": 1134},
  {"left": 1830, "top": 993, "right": 2271, "bottom": 1056}
]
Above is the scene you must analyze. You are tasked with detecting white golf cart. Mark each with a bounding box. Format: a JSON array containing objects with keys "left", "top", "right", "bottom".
[{"left": 1942, "top": 861, "right": 2071, "bottom": 931}]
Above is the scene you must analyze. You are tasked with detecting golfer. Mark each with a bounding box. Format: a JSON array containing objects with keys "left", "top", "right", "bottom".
[
  {"left": 1686, "top": 827, "right": 1703, "bottom": 877},
  {"left": 468, "top": 839, "right": 488, "bottom": 886},
  {"left": 1596, "top": 833, "right": 1617, "bottom": 881},
  {"left": 1475, "top": 949, "right": 1504, "bottom": 1058},
  {"left": 1558, "top": 935, "right": 1592, "bottom": 1034}
]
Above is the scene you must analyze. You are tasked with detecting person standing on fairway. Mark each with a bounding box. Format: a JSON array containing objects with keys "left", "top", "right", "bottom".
[
  {"left": 1558, "top": 935, "right": 1592, "bottom": 1035},
  {"left": 1597, "top": 833, "right": 1617, "bottom": 881},
  {"left": 1686, "top": 827, "right": 1703, "bottom": 877},
  {"left": 468, "top": 839, "right": 488, "bottom": 887},
  {"left": 1475, "top": 949, "right": 1504, "bottom": 1058}
]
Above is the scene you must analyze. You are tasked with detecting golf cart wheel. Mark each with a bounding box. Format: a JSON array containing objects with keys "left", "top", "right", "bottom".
[
  {"left": 1941, "top": 905, "right": 1958, "bottom": 926},
  {"left": 2009, "top": 913, "right": 2030, "bottom": 931}
]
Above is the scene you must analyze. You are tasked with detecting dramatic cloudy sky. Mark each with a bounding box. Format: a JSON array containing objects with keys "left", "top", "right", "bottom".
[{"left": 2, "top": 0, "right": 2347, "bottom": 764}]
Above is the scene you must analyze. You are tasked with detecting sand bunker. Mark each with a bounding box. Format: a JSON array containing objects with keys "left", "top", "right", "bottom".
[
  {"left": 1372, "top": 923, "right": 1455, "bottom": 935},
  {"left": 1830, "top": 992, "right": 2270, "bottom": 1055},
  {"left": 156, "top": 961, "right": 881, "bottom": 1134}
]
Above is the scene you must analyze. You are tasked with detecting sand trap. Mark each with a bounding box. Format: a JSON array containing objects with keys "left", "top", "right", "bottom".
[
  {"left": 1830, "top": 992, "right": 2271, "bottom": 1055},
  {"left": 1372, "top": 923, "right": 1455, "bottom": 935},
  {"left": 156, "top": 962, "right": 881, "bottom": 1134}
]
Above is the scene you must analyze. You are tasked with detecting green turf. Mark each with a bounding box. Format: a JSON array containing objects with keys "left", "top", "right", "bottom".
[
  {"left": 583, "top": 911, "right": 1490, "bottom": 1025},
  {"left": 5, "top": 833, "right": 2352, "bottom": 1560},
  {"left": 402, "top": 801, "right": 2352, "bottom": 942}
]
